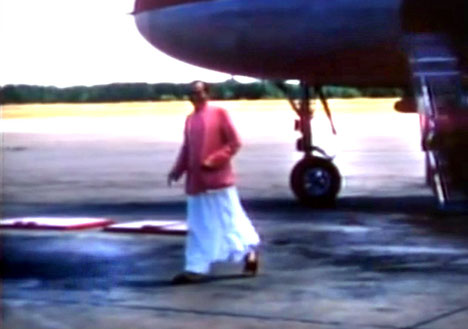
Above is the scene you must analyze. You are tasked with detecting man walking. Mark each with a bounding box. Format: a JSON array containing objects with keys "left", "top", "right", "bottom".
[{"left": 168, "top": 81, "right": 260, "bottom": 284}]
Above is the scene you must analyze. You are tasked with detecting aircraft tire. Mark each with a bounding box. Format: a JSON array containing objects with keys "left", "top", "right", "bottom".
[{"left": 290, "top": 156, "right": 341, "bottom": 207}]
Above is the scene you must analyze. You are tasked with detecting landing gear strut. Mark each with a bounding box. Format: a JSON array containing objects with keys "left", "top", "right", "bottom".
[{"left": 286, "top": 82, "right": 341, "bottom": 206}]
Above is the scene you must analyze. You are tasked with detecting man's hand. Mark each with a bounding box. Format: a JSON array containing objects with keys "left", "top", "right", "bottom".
[
  {"left": 167, "top": 171, "right": 179, "bottom": 187},
  {"left": 202, "top": 158, "right": 214, "bottom": 170}
]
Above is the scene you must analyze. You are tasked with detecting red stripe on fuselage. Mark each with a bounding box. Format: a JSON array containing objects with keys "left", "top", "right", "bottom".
[{"left": 133, "top": 0, "right": 213, "bottom": 14}]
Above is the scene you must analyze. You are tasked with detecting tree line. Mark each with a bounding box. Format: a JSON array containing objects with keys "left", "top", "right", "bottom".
[{"left": 0, "top": 81, "right": 403, "bottom": 104}]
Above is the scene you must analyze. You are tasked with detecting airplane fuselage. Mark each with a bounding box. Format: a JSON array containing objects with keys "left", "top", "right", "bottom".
[
  {"left": 134, "top": 0, "right": 410, "bottom": 86},
  {"left": 133, "top": 0, "right": 468, "bottom": 206},
  {"left": 134, "top": 0, "right": 467, "bottom": 87}
]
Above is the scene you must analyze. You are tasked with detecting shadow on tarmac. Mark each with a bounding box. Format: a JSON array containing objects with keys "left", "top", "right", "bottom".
[
  {"left": 121, "top": 274, "right": 251, "bottom": 288},
  {"left": 4, "top": 194, "right": 462, "bottom": 218}
]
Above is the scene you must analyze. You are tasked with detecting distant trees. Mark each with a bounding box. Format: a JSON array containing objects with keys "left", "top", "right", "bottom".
[{"left": 0, "top": 81, "right": 403, "bottom": 104}]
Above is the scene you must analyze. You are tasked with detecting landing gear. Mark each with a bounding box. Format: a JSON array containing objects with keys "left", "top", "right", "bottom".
[
  {"left": 290, "top": 156, "right": 341, "bottom": 206},
  {"left": 283, "top": 82, "right": 341, "bottom": 206}
]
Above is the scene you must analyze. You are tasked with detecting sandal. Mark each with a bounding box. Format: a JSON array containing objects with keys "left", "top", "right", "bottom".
[
  {"left": 171, "top": 271, "right": 207, "bottom": 285},
  {"left": 243, "top": 250, "right": 259, "bottom": 276}
]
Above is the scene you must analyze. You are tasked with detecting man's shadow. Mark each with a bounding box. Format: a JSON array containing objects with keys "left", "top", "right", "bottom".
[{"left": 120, "top": 274, "right": 255, "bottom": 288}]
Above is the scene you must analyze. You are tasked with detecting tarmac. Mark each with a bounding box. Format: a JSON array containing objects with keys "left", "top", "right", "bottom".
[{"left": 2, "top": 101, "right": 468, "bottom": 329}]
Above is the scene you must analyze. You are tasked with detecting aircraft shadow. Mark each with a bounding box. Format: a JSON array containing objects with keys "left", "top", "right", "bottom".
[{"left": 3, "top": 195, "right": 458, "bottom": 218}]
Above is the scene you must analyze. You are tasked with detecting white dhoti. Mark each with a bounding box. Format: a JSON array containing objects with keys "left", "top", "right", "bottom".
[{"left": 185, "top": 186, "right": 260, "bottom": 274}]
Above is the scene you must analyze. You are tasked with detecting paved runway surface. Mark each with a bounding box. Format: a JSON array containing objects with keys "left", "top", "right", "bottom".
[{"left": 2, "top": 100, "right": 467, "bottom": 328}]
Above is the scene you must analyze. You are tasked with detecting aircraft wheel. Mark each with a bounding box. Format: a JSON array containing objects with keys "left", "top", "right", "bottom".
[{"left": 290, "top": 157, "right": 341, "bottom": 206}]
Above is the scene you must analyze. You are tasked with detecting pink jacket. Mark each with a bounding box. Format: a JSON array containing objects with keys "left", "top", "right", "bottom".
[{"left": 171, "top": 105, "right": 241, "bottom": 195}]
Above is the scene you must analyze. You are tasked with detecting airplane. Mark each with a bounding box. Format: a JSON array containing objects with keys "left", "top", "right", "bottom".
[{"left": 132, "top": 0, "right": 468, "bottom": 208}]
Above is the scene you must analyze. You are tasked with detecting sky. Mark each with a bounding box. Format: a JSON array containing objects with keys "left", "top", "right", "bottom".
[{"left": 0, "top": 0, "right": 239, "bottom": 87}]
